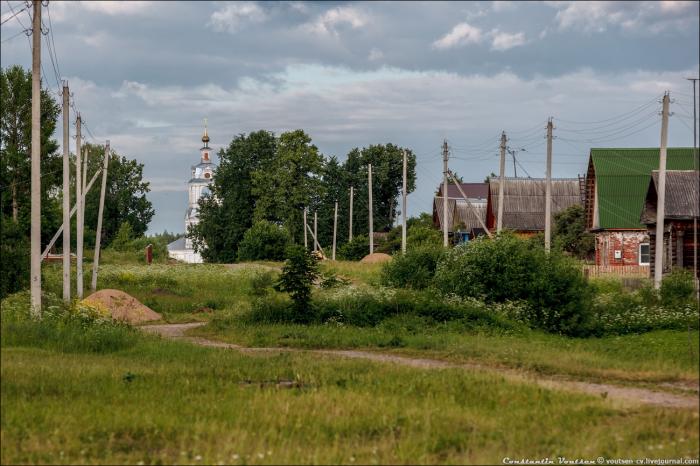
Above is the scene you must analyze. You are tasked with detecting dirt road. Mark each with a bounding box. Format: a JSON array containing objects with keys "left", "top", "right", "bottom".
[{"left": 142, "top": 322, "right": 700, "bottom": 410}]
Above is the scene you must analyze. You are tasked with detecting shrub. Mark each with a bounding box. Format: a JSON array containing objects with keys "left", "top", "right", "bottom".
[
  {"left": 660, "top": 268, "right": 696, "bottom": 308},
  {"left": 248, "top": 270, "right": 277, "bottom": 296},
  {"left": 237, "top": 221, "right": 291, "bottom": 262},
  {"left": 244, "top": 293, "right": 295, "bottom": 324},
  {"left": 1, "top": 291, "right": 140, "bottom": 353},
  {"left": 275, "top": 245, "right": 320, "bottom": 322},
  {"left": 433, "top": 234, "right": 592, "bottom": 335},
  {"left": 381, "top": 245, "right": 446, "bottom": 289},
  {"left": 337, "top": 234, "right": 369, "bottom": 261},
  {"left": 407, "top": 225, "right": 442, "bottom": 248}
]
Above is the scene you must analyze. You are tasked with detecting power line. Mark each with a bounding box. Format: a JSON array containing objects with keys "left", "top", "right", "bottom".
[{"left": 0, "top": 2, "right": 27, "bottom": 25}]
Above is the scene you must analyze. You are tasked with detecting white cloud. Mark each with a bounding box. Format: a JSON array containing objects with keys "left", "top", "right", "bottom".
[
  {"left": 432, "top": 22, "right": 483, "bottom": 49},
  {"left": 368, "top": 48, "right": 384, "bottom": 61},
  {"left": 548, "top": 1, "right": 698, "bottom": 34},
  {"left": 490, "top": 30, "right": 526, "bottom": 51},
  {"left": 491, "top": 1, "right": 516, "bottom": 12},
  {"left": 304, "top": 6, "right": 368, "bottom": 35},
  {"left": 81, "top": 1, "right": 152, "bottom": 15},
  {"left": 209, "top": 2, "right": 267, "bottom": 33}
]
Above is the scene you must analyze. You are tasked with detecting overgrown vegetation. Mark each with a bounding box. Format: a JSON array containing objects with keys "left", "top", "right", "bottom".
[
  {"left": 237, "top": 220, "right": 291, "bottom": 262},
  {"left": 381, "top": 245, "right": 445, "bottom": 289},
  {"left": 274, "top": 245, "right": 320, "bottom": 322}
]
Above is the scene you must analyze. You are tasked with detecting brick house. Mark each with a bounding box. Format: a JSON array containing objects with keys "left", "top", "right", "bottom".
[
  {"left": 641, "top": 170, "right": 699, "bottom": 278},
  {"left": 584, "top": 148, "right": 696, "bottom": 267}
]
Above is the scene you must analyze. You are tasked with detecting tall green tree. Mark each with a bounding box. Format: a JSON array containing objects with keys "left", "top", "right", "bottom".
[
  {"left": 0, "top": 66, "right": 61, "bottom": 298},
  {"left": 553, "top": 204, "right": 595, "bottom": 260},
  {"left": 252, "top": 130, "right": 324, "bottom": 243},
  {"left": 316, "top": 155, "right": 348, "bottom": 248},
  {"left": 343, "top": 144, "right": 417, "bottom": 235},
  {"left": 190, "top": 130, "right": 276, "bottom": 262},
  {"left": 81, "top": 142, "right": 154, "bottom": 247}
]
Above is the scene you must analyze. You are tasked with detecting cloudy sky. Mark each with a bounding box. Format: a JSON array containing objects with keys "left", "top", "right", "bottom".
[{"left": 1, "top": 1, "right": 698, "bottom": 234}]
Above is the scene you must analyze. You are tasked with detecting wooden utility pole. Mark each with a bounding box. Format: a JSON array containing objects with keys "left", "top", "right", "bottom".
[
  {"left": 544, "top": 118, "right": 553, "bottom": 253},
  {"left": 654, "top": 92, "right": 671, "bottom": 289},
  {"left": 442, "top": 140, "right": 449, "bottom": 247},
  {"left": 401, "top": 149, "right": 408, "bottom": 254},
  {"left": 368, "top": 163, "right": 373, "bottom": 254},
  {"left": 76, "top": 114, "right": 84, "bottom": 298},
  {"left": 303, "top": 208, "right": 308, "bottom": 249},
  {"left": 62, "top": 82, "right": 70, "bottom": 302},
  {"left": 30, "top": 0, "right": 42, "bottom": 315},
  {"left": 349, "top": 186, "right": 354, "bottom": 241},
  {"left": 91, "top": 141, "right": 110, "bottom": 292},
  {"left": 497, "top": 131, "right": 507, "bottom": 233},
  {"left": 313, "top": 211, "right": 318, "bottom": 252},
  {"left": 332, "top": 200, "right": 338, "bottom": 260}
]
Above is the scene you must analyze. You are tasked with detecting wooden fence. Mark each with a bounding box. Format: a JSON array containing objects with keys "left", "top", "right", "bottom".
[{"left": 582, "top": 265, "right": 650, "bottom": 278}]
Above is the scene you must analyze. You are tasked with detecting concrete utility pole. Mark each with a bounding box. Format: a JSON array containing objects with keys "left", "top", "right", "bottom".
[
  {"left": 401, "top": 149, "right": 408, "bottom": 254},
  {"left": 82, "top": 146, "right": 88, "bottom": 214},
  {"left": 544, "top": 118, "right": 553, "bottom": 253},
  {"left": 76, "top": 114, "right": 83, "bottom": 298},
  {"left": 313, "top": 211, "right": 318, "bottom": 252},
  {"left": 42, "top": 168, "right": 102, "bottom": 260},
  {"left": 91, "top": 141, "right": 110, "bottom": 292},
  {"left": 30, "top": 0, "right": 42, "bottom": 315},
  {"left": 442, "top": 140, "right": 449, "bottom": 247},
  {"left": 654, "top": 92, "right": 671, "bottom": 289},
  {"left": 303, "top": 208, "right": 308, "bottom": 249},
  {"left": 368, "top": 163, "right": 374, "bottom": 254},
  {"left": 687, "top": 77, "right": 699, "bottom": 299},
  {"left": 349, "top": 186, "right": 354, "bottom": 241},
  {"left": 332, "top": 200, "right": 338, "bottom": 260},
  {"left": 497, "top": 131, "right": 507, "bottom": 233},
  {"left": 62, "top": 82, "right": 70, "bottom": 302}
]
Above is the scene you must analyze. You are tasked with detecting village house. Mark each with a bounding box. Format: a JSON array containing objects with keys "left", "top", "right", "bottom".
[
  {"left": 641, "top": 170, "right": 699, "bottom": 278},
  {"left": 485, "top": 177, "right": 581, "bottom": 235},
  {"left": 432, "top": 183, "right": 488, "bottom": 241},
  {"left": 584, "top": 148, "right": 696, "bottom": 267}
]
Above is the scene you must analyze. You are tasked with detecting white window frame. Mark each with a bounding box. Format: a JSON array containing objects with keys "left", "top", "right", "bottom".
[{"left": 639, "top": 242, "right": 650, "bottom": 266}]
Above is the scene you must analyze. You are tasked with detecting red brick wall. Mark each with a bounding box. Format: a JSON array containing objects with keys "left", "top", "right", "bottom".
[{"left": 595, "top": 230, "right": 649, "bottom": 266}]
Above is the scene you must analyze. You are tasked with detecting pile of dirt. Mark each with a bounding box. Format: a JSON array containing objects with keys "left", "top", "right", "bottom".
[
  {"left": 360, "top": 252, "right": 392, "bottom": 264},
  {"left": 82, "top": 289, "right": 162, "bottom": 324}
]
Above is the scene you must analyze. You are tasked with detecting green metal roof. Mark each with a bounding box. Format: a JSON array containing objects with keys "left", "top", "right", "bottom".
[{"left": 591, "top": 148, "right": 697, "bottom": 229}]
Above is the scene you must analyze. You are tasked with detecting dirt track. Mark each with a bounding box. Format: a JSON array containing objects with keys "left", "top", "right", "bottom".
[{"left": 142, "top": 322, "right": 700, "bottom": 410}]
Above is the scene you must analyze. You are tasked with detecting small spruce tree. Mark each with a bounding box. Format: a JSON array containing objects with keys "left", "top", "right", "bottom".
[{"left": 275, "top": 245, "right": 320, "bottom": 322}]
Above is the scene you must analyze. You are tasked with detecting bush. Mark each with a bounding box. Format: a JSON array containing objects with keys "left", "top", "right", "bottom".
[
  {"left": 1, "top": 291, "right": 140, "bottom": 353},
  {"left": 275, "top": 245, "right": 320, "bottom": 322},
  {"left": 407, "top": 225, "right": 442, "bottom": 248},
  {"left": 433, "top": 234, "right": 592, "bottom": 335},
  {"left": 238, "top": 221, "right": 291, "bottom": 262},
  {"left": 244, "top": 293, "right": 295, "bottom": 324},
  {"left": 337, "top": 234, "right": 370, "bottom": 261},
  {"left": 381, "top": 245, "right": 446, "bottom": 289},
  {"left": 248, "top": 270, "right": 277, "bottom": 296},
  {"left": 660, "top": 268, "right": 696, "bottom": 308}
]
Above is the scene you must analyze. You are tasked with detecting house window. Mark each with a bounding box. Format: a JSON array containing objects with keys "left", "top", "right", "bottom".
[{"left": 639, "top": 243, "right": 650, "bottom": 265}]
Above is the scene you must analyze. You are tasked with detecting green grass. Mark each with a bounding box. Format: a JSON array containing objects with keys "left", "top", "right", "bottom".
[
  {"left": 320, "top": 260, "right": 383, "bottom": 285},
  {"left": 2, "top": 336, "right": 698, "bottom": 465},
  {"left": 194, "top": 315, "right": 700, "bottom": 384}
]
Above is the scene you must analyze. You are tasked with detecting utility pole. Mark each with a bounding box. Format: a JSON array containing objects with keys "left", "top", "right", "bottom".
[
  {"left": 654, "top": 92, "right": 671, "bottom": 289},
  {"left": 687, "top": 77, "right": 699, "bottom": 300},
  {"left": 91, "top": 141, "right": 110, "bottom": 292},
  {"left": 497, "top": 131, "right": 507, "bottom": 233},
  {"left": 442, "top": 140, "right": 449, "bottom": 247},
  {"left": 76, "top": 114, "right": 83, "bottom": 298},
  {"left": 349, "top": 186, "right": 354, "bottom": 241},
  {"left": 332, "top": 200, "right": 338, "bottom": 260},
  {"left": 368, "top": 163, "right": 373, "bottom": 254},
  {"left": 313, "top": 211, "right": 318, "bottom": 252},
  {"left": 401, "top": 149, "right": 408, "bottom": 254},
  {"left": 303, "top": 208, "right": 308, "bottom": 249},
  {"left": 30, "top": 0, "right": 42, "bottom": 315},
  {"left": 62, "top": 82, "right": 70, "bottom": 302},
  {"left": 544, "top": 118, "right": 553, "bottom": 253}
]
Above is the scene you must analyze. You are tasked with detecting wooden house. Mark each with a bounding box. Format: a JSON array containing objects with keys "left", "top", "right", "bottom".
[
  {"left": 433, "top": 183, "right": 488, "bottom": 241},
  {"left": 485, "top": 177, "right": 581, "bottom": 235},
  {"left": 641, "top": 170, "right": 699, "bottom": 278},
  {"left": 584, "top": 148, "right": 696, "bottom": 267}
]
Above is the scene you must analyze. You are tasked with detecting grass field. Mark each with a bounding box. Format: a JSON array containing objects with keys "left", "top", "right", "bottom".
[
  {"left": 2, "top": 259, "right": 697, "bottom": 464},
  {"left": 2, "top": 336, "right": 699, "bottom": 465}
]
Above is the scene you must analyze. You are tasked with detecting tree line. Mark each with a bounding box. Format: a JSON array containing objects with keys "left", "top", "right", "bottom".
[
  {"left": 0, "top": 65, "right": 154, "bottom": 298},
  {"left": 189, "top": 130, "right": 417, "bottom": 262}
]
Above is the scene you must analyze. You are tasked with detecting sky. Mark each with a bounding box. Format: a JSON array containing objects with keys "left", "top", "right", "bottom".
[{"left": 1, "top": 0, "right": 699, "bottom": 234}]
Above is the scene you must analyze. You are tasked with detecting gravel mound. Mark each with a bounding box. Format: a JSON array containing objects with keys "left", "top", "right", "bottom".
[
  {"left": 360, "top": 252, "right": 392, "bottom": 264},
  {"left": 82, "top": 289, "right": 162, "bottom": 324}
]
